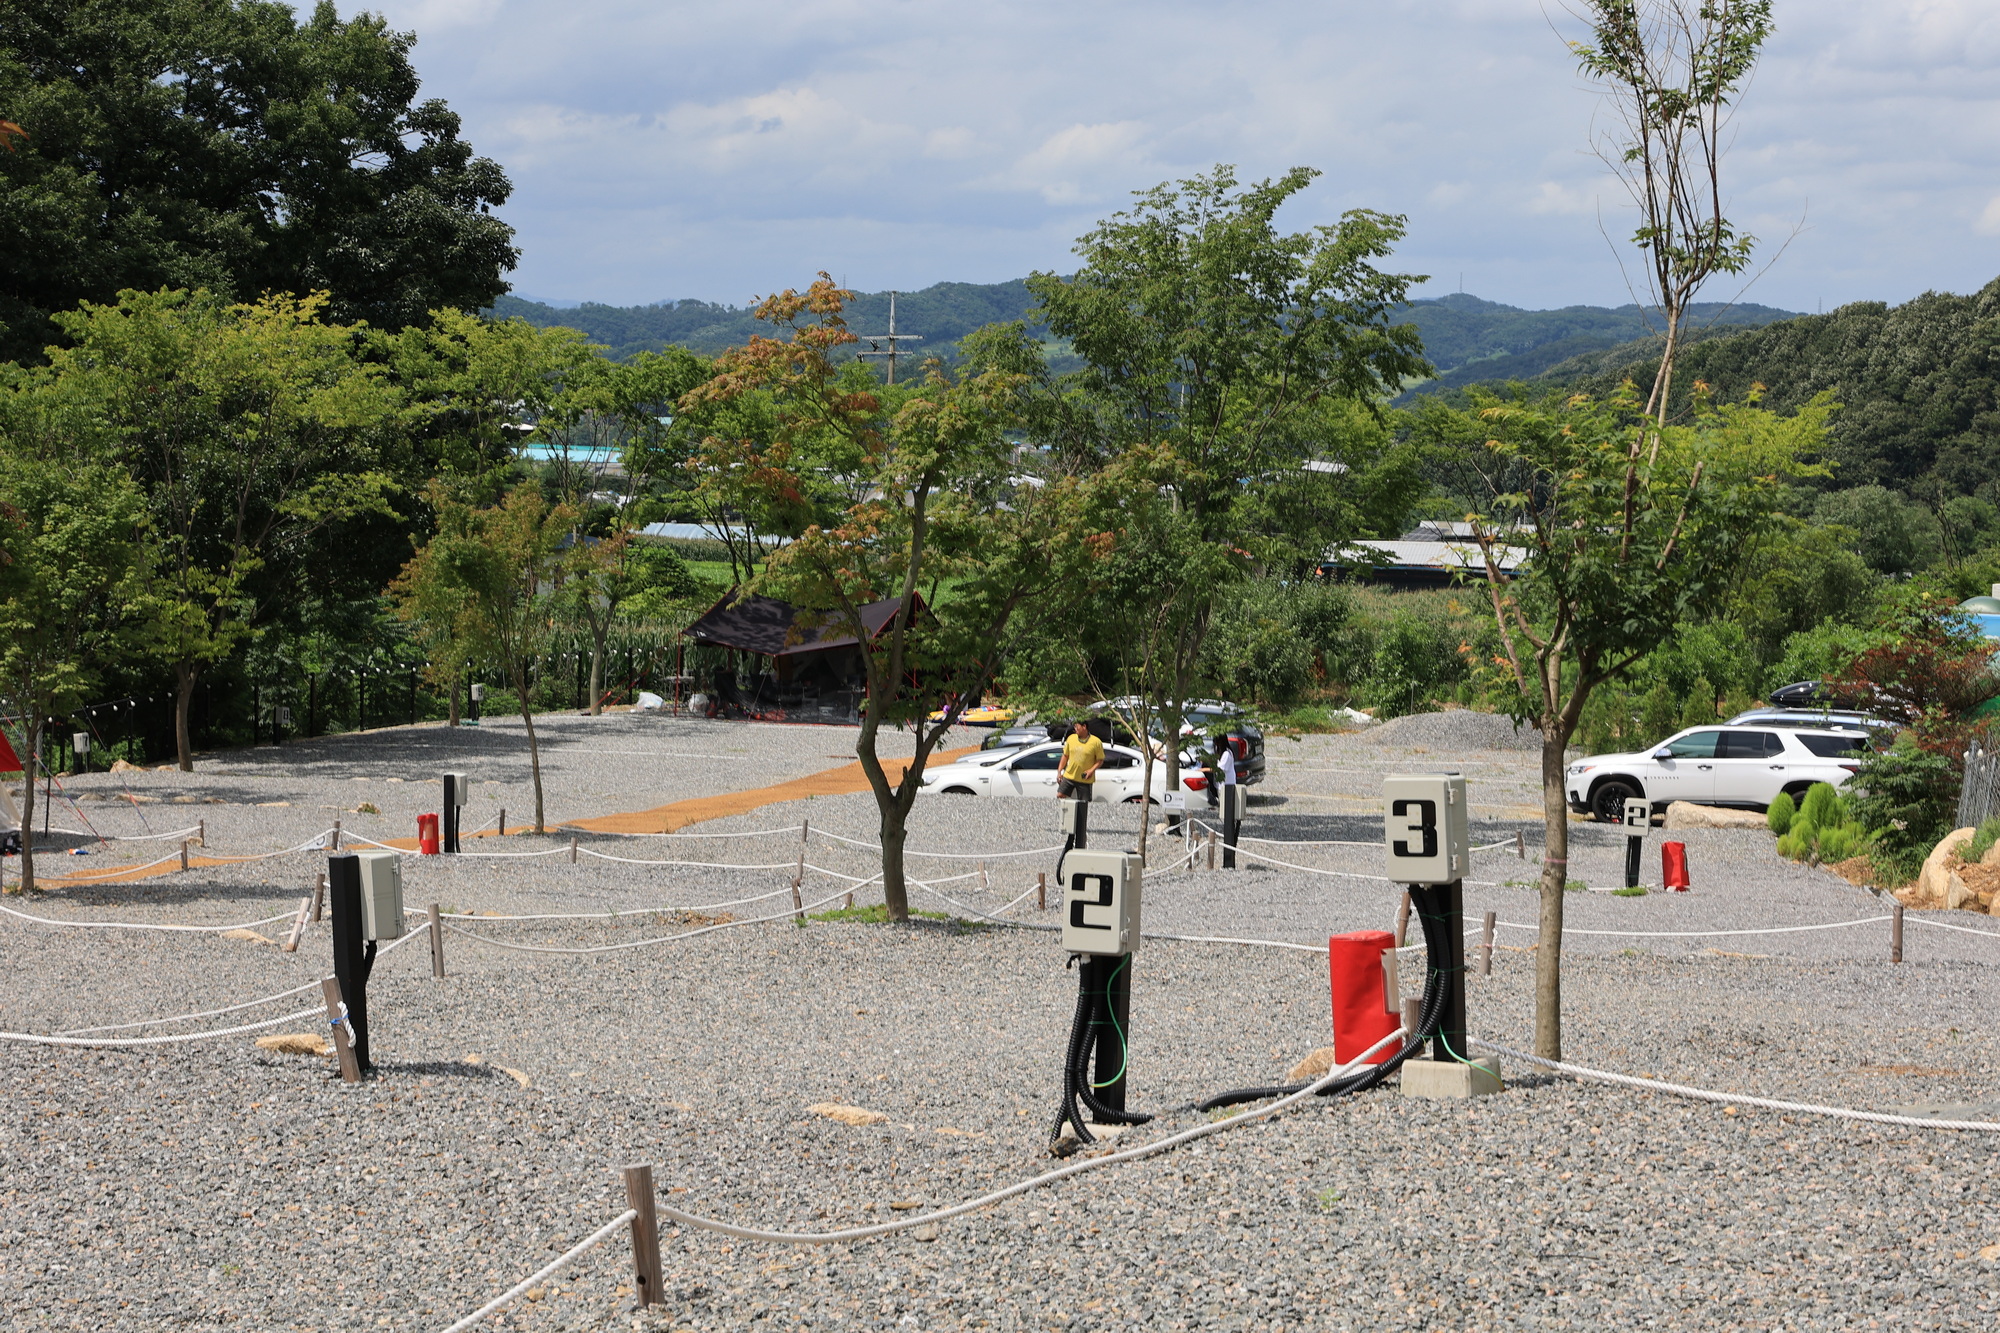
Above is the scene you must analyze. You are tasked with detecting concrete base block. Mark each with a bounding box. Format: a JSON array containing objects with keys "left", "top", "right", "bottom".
[{"left": 1400, "top": 1056, "right": 1504, "bottom": 1099}]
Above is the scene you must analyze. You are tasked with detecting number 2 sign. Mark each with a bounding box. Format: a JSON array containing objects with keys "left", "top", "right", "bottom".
[{"left": 1383, "top": 774, "right": 1470, "bottom": 885}]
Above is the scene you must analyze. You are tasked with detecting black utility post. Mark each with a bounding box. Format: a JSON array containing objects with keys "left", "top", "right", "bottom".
[
  {"left": 1083, "top": 952, "right": 1133, "bottom": 1113},
  {"left": 1622, "top": 798, "right": 1650, "bottom": 890},
  {"left": 1428, "top": 878, "right": 1468, "bottom": 1064},
  {"left": 408, "top": 670, "right": 418, "bottom": 727},
  {"left": 326, "top": 853, "right": 377, "bottom": 1071},
  {"left": 442, "top": 772, "right": 467, "bottom": 854}
]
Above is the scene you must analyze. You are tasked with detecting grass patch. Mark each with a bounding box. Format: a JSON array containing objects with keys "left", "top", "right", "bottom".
[
  {"left": 1611, "top": 885, "right": 1647, "bottom": 897},
  {"left": 807, "top": 904, "right": 953, "bottom": 925},
  {"left": 1564, "top": 879, "right": 1588, "bottom": 892}
]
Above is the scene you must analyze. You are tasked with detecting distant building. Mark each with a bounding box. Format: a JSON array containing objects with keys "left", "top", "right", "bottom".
[{"left": 1320, "top": 522, "right": 1524, "bottom": 591}]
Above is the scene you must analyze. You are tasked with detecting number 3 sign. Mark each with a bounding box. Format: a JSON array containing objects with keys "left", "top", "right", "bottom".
[{"left": 1383, "top": 774, "right": 1470, "bottom": 885}]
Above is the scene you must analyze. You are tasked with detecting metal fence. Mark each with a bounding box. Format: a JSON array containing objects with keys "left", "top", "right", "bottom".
[{"left": 1960, "top": 744, "right": 2000, "bottom": 829}]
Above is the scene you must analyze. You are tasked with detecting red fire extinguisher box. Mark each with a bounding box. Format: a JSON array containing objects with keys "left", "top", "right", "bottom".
[
  {"left": 417, "top": 813, "right": 440, "bottom": 856},
  {"left": 1329, "top": 929, "right": 1399, "bottom": 1065}
]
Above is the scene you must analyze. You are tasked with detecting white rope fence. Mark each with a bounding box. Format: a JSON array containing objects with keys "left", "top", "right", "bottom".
[
  {"left": 435, "top": 1209, "right": 638, "bottom": 1333},
  {"left": 439, "top": 886, "right": 867, "bottom": 957},
  {"left": 38, "top": 823, "right": 204, "bottom": 843},
  {"left": 659, "top": 1027, "right": 1406, "bottom": 1246},
  {"left": 1491, "top": 915, "right": 1894, "bottom": 940},
  {"left": 1478, "top": 1039, "right": 2000, "bottom": 1132},
  {"left": 0, "top": 902, "right": 297, "bottom": 934}
]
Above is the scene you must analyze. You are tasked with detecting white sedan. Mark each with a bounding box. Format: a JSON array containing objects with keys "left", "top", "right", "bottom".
[
  {"left": 918, "top": 742, "right": 1207, "bottom": 804},
  {"left": 1565, "top": 723, "right": 1871, "bottom": 823}
]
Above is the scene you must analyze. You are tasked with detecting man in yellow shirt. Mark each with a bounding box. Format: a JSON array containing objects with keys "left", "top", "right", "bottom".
[{"left": 1057, "top": 721, "right": 1104, "bottom": 801}]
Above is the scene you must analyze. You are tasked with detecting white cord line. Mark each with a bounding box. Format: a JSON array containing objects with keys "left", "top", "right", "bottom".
[
  {"left": 906, "top": 881, "right": 1049, "bottom": 929},
  {"left": 441, "top": 886, "right": 862, "bottom": 956},
  {"left": 439, "top": 886, "right": 804, "bottom": 922},
  {"left": 1477, "top": 1040, "right": 2000, "bottom": 1132},
  {"left": 38, "top": 824, "right": 204, "bottom": 842},
  {"left": 812, "top": 829, "right": 1064, "bottom": 860},
  {"left": 1491, "top": 915, "right": 1892, "bottom": 939},
  {"left": 1902, "top": 915, "right": 2000, "bottom": 940},
  {"left": 40, "top": 927, "right": 427, "bottom": 1038},
  {"left": 0, "top": 902, "right": 297, "bottom": 934},
  {"left": 434, "top": 1209, "right": 638, "bottom": 1333},
  {"left": 660, "top": 1028, "right": 1407, "bottom": 1246},
  {"left": 1228, "top": 843, "right": 1501, "bottom": 888},
  {"left": 578, "top": 850, "right": 797, "bottom": 869},
  {"left": 35, "top": 851, "right": 184, "bottom": 881},
  {"left": 0, "top": 1004, "right": 324, "bottom": 1047}
]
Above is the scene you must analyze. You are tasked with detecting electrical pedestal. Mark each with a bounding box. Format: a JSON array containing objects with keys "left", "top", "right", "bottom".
[
  {"left": 327, "top": 854, "right": 377, "bottom": 1072},
  {"left": 1623, "top": 797, "right": 1649, "bottom": 889},
  {"left": 1397, "top": 877, "right": 1502, "bottom": 1098}
]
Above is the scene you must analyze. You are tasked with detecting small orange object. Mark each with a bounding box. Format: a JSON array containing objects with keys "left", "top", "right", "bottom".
[{"left": 417, "top": 813, "right": 440, "bottom": 855}]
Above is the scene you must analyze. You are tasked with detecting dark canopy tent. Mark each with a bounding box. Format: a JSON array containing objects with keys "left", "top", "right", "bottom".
[{"left": 679, "top": 591, "right": 923, "bottom": 718}]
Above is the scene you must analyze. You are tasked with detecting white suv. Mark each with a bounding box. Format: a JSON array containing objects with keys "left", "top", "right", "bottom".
[{"left": 1566, "top": 724, "right": 1871, "bottom": 823}]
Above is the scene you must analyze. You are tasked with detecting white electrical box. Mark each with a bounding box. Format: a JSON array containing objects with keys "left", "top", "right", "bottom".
[
  {"left": 72, "top": 733, "right": 90, "bottom": 754},
  {"left": 443, "top": 771, "right": 470, "bottom": 808},
  {"left": 1061, "top": 849, "right": 1142, "bottom": 955},
  {"left": 1059, "top": 799, "right": 1087, "bottom": 835},
  {"left": 1623, "top": 798, "right": 1650, "bottom": 830},
  {"left": 1220, "top": 784, "right": 1246, "bottom": 825},
  {"left": 355, "top": 851, "right": 405, "bottom": 940},
  {"left": 1383, "top": 774, "right": 1470, "bottom": 885}
]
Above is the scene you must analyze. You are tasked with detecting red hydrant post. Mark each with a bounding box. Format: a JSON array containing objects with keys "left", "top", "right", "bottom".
[
  {"left": 1329, "top": 930, "right": 1401, "bottom": 1065},
  {"left": 1662, "top": 840, "right": 1690, "bottom": 891},
  {"left": 417, "top": 813, "right": 441, "bottom": 856}
]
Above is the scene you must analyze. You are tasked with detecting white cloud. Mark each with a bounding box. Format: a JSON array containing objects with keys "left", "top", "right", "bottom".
[
  {"left": 344, "top": 0, "right": 2000, "bottom": 312},
  {"left": 1977, "top": 197, "right": 2000, "bottom": 237}
]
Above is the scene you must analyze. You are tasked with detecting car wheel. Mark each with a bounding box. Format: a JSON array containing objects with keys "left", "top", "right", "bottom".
[
  {"left": 1780, "top": 782, "right": 1814, "bottom": 804},
  {"left": 1590, "top": 779, "right": 1641, "bottom": 824}
]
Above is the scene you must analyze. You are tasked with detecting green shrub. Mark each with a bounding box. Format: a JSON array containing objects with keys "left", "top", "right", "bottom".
[
  {"left": 1767, "top": 791, "right": 1796, "bottom": 835},
  {"left": 1850, "top": 733, "right": 1960, "bottom": 881},
  {"left": 1800, "top": 782, "right": 1841, "bottom": 829},
  {"left": 1817, "top": 824, "right": 1860, "bottom": 863},
  {"left": 1965, "top": 816, "right": 2000, "bottom": 865},
  {"left": 1677, "top": 676, "right": 1716, "bottom": 730}
]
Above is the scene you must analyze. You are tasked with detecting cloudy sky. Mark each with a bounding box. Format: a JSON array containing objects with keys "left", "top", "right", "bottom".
[{"left": 344, "top": 0, "right": 2000, "bottom": 314}]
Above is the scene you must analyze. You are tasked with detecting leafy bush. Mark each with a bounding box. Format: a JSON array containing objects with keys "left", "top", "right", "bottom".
[
  {"left": 1767, "top": 791, "right": 1796, "bottom": 835},
  {"left": 1775, "top": 830, "right": 1806, "bottom": 860},
  {"left": 1800, "top": 782, "right": 1842, "bottom": 829},
  {"left": 1817, "top": 823, "right": 1860, "bottom": 863},
  {"left": 1849, "top": 732, "right": 1960, "bottom": 880}
]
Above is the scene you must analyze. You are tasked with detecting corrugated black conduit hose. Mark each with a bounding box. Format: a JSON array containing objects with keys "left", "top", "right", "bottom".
[
  {"left": 1190, "top": 884, "right": 1451, "bottom": 1112},
  {"left": 1050, "top": 955, "right": 1153, "bottom": 1149}
]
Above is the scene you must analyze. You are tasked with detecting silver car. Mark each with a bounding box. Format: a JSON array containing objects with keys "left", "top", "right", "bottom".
[{"left": 1565, "top": 724, "right": 1871, "bottom": 823}]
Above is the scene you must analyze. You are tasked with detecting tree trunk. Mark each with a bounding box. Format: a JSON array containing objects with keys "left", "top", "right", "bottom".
[
  {"left": 515, "top": 664, "right": 547, "bottom": 833},
  {"left": 17, "top": 716, "right": 39, "bottom": 893},
  {"left": 173, "top": 662, "right": 199, "bottom": 772},
  {"left": 853, "top": 703, "right": 910, "bottom": 922},
  {"left": 1535, "top": 728, "right": 1569, "bottom": 1061},
  {"left": 448, "top": 677, "right": 461, "bottom": 727},
  {"left": 588, "top": 631, "right": 606, "bottom": 716}
]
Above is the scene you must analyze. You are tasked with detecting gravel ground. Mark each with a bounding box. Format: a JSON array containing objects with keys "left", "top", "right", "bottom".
[{"left": 7, "top": 716, "right": 2000, "bottom": 1331}]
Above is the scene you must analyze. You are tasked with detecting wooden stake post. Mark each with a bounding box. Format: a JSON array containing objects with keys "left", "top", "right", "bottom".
[
  {"left": 1479, "top": 910, "right": 1496, "bottom": 976},
  {"left": 1892, "top": 903, "right": 1904, "bottom": 964},
  {"left": 321, "top": 976, "right": 362, "bottom": 1083},
  {"left": 282, "top": 896, "right": 311, "bottom": 953},
  {"left": 621, "top": 1164, "right": 665, "bottom": 1308},
  {"left": 311, "top": 871, "right": 326, "bottom": 923},
  {"left": 428, "top": 902, "right": 445, "bottom": 978}
]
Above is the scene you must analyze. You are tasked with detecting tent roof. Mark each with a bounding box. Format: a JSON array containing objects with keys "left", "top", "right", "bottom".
[{"left": 681, "top": 592, "right": 915, "bottom": 658}]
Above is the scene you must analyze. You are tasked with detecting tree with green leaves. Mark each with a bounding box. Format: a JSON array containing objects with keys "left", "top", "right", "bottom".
[
  {"left": 0, "top": 0, "right": 515, "bottom": 363},
  {"left": 392, "top": 484, "right": 575, "bottom": 833},
  {"left": 685, "top": 278, "right": 1082, "bottom": 920},
  {"left": 0, "top": 387, "right": 153, "bottom": 890},
  {"left": 47, "top": 288, "right": 401, "bottom": 769},
  {"left": 1023, "top": 165, "right": 1431, "bottom": 790},
  {"left": 1568, "top": 0, "right": 1776, "bottom": 423},
  {"left": 1420, "top": 382, "right": 1830, "bottom": 1058}
]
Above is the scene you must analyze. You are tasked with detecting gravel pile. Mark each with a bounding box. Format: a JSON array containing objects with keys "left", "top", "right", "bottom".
[
  {"left": 7, "top": 721, "right": 2000, "bottom": 1330},
  {"left": 1358, "top": 708, "right": 1547, "bottom": 752}
]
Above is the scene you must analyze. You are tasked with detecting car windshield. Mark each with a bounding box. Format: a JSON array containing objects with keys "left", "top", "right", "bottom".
[{"left": 1663, "top": 730, "right": 1720, "bottom": 759}]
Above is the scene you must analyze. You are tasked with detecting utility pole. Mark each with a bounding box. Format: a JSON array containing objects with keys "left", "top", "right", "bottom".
[{"left": 857, "top": 291, "right": 922, "bottom": 386}]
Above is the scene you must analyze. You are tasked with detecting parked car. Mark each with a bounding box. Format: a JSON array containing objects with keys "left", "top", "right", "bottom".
[
  {"left": 979, "top": 725, "right": 1049, "bottom": 752},
  {"left": 1566, "top": 723, "right": 1872, "bottom": 823},
  {"left": 919, "top": 742, "right": 1206, "bottom": 804},
  {"left": 1086, "top": 697, "right": 1267, "bottom": 786}
]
